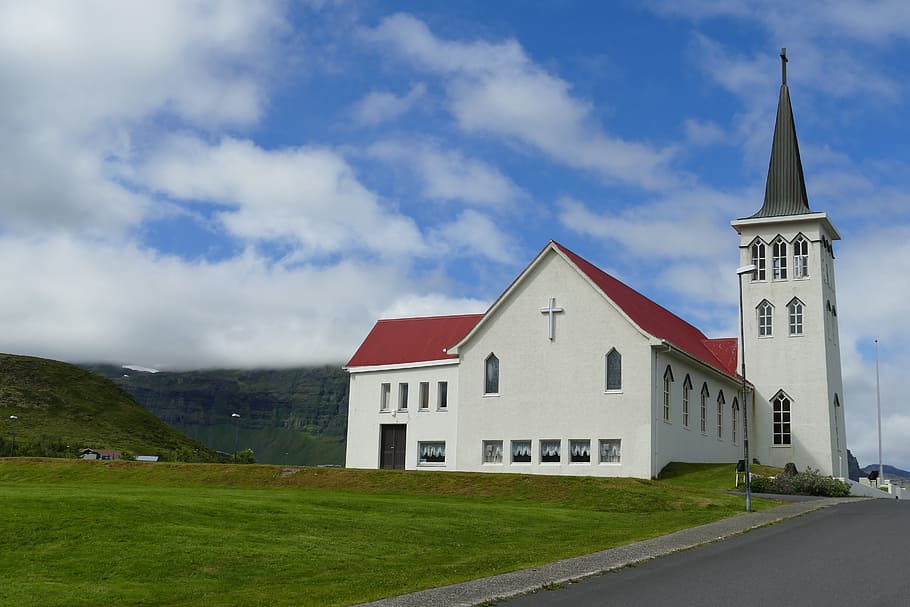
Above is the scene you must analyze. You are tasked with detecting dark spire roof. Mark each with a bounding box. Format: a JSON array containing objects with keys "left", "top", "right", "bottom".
[{"left": 750, "top": 48, "right": 811, "bottom": 219}]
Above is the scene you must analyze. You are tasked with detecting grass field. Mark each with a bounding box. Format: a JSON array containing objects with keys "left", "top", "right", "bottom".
[{"left": 0, "top": 459, "right": 775, "bottom": 607}]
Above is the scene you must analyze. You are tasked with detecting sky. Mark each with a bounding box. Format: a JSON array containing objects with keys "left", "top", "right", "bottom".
[{"left": 2, "top": 0, "right": 910, "bottom": 470}]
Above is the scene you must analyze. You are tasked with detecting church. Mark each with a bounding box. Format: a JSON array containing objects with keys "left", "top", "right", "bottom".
[{"left": 344, "top": 51, "right": 848, "bottom": 479}]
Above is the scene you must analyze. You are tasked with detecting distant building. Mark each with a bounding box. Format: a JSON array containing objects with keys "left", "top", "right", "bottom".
[
  {"left": 344, "top": 51, "right": 847, "bottom": 478},
  {"left": 136, "top": 455, "right": 160, "bottom": 462},
  {"left": 80, "top": 448, "right": 121, "bottom": 460}
]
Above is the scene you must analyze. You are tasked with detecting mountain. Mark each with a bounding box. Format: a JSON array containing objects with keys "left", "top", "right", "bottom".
[
  {"left": 860, "top": 463, "right": 910, "bottom": 482},
  {"left": 0, "top": 353, "right": 217, "bottom": 459},
  {"left": 81, "top": 364, "right": 349, "bottom": 466}
]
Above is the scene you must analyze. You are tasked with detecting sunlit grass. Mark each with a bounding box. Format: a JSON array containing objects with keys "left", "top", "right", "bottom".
[{"left": 0, "top": 459, "right": 777, "bottom": 606}]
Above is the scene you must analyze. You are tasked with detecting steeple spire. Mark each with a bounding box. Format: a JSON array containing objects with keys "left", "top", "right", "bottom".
[{"left": 749, "top": 48, "right": 810, "bottom": 218}]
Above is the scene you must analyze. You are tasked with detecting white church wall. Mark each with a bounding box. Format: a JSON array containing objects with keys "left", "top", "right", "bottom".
[
  {"left": 454, "top": 251, "right": 655, "bottom": 478},
  {"left": 652, "top": 349, "right": 744, "bottom": 476},
  {"left": 345, "top": 363, "right": 459, "bottom": 470}
]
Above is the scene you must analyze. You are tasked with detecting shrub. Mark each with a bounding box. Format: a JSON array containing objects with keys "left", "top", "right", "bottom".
[{"left": 749, "top": 468, "right": 850, "bottom": 497}]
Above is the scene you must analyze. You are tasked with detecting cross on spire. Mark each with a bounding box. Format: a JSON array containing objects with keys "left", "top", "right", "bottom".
[
  {"left": 539, "top": 297, "right": 564, "bottom": 341},
  {"left": 781, "top": 47, "right": 787, "bottom": 85}
]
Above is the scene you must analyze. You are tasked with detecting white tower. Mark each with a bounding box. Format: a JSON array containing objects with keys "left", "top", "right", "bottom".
[{"left": 732, "top": 49, "right": 848, "bottom": 477}]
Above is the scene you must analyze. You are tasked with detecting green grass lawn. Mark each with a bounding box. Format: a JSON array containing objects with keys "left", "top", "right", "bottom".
[{"left": 0, "top": 459, "right": 775, "bottom": 607}]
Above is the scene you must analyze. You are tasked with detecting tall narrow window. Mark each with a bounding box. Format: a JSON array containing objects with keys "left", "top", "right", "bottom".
[
  {"left": 751, "top": 241, "right": 767, "bottom": 281},
  {"left": 682, "top": 375, "right": 692, "bottom": 428},
  {"left": 788, "top": 299, "right": 804, "bottom": 336},
  {"left": 606, "top": 349, "right": 622, "bottom": 391},
  {"left": 833, "top": 394, "right": 841, "bottom": 450},
  {"left": 379, "top": 383, "right": 391, "bottom": 411},
  {"left": 418, "top": 382, "right": 429, "bottom": 410},
  {"left": 732, "top": 398, "right": 739, "bottom": 444},
  {"left": 437, "top": 381, "right": 448, "bottom": 409},
  {"left": 758, "top": 300, "right": 773, "bottom": 337},
  {"left": 772, "top": 237, "right": 788, "bottom": 279},
  {"left": 484, "top": 353, "right": 499, "bottom": 394},
  {"left": 663, "top": 366, "right": 674, "bottom": 422},
  {"left": 716, "top": 391, "right": 725, "bottom": 439},
  {"left": 773, "top": 392, "right": 792, "bottom": 446},
  {"left": 700, "top": 383, "right": 709, "bottom": 434},
  {"left": 398, "top": 383, "right": 409, "bottom": 410},
  {"left": 793, "top": 236, "right": 809, "bottom": 278}
]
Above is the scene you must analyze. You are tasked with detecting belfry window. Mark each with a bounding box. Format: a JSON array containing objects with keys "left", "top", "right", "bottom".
[
  {"left": 773, "top": 392, "right": 792, "bottom": 446},
  {"left": 772, "top": 237, "right": 788, "bottom": 280},
  {"left": 606, "top": 349, "right": 622, "bottom": 391},
  {"left": 751, "top": 241, "right": 767, "bottom": 281},
  {"left": 788, "top": 299, "right": 804, "bottom": 336},
  {"left": 484, "top": 353, "right": 499, "bottom": 394},
  {"left": 758, "top": 300, "right": 773, "bottom": 337},
  {"left": 793, "top": 236, "right": 809, "bottom": 278}
]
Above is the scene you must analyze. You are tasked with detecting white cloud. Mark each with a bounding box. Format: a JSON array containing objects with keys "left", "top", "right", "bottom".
[
  {"left": 366, "top": 13, "right": 679, "bottom": 191},
  {"left": 350, "top": 83, "right": 426, "bottom": 125},
  {"left": 134, "top": 135, "right": 427, "bottom": 258},
  {"left": 0, "top": 234, "right": 478, "bottom": 369},
  {"left": 684, "top": 119, "right": 726, "bottom": 147},
  {"left": 429, "top": 209, "right": 521, "bottom": 265},
  {"left": 367, "top": 139, "right": 524, "bottom": 207}
]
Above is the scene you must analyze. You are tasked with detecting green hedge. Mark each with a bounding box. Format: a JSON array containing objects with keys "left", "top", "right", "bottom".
[{"left": 750, "top": 468, "right": 851, "bottom": 497}]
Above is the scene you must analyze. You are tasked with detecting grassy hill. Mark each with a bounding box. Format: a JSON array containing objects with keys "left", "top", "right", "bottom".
[
  {"left": 0, "top": 354, "right": 217, "bottom": 459},
  {"left": 81, "top": 364, "right": 348, "bottom": 465}
]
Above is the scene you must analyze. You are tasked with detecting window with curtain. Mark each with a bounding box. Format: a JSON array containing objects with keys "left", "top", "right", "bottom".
[
  {"left": 483, "top": 440, "right": 503, "bottom": 464},
  {"left": 540, "top": 439, "right": 561, "bottom": 463},
  {"left": 569, "top": 439, "right": 591, "bottom": 463},
  {"left": 511, "top": 440, "right": 531, "bottom": 463},
  {"left": 599, "top": 439, "right": 621, "bottom": 463},
  {"left": 418, "top": 441, "right": 446, "bottom": 465}
]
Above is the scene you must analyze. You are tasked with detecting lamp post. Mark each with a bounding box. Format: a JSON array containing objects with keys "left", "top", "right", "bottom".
[
  {"left": 231, "top": 413, "right": 241, "bottom": 457},
  {"left": 875, "top": 339, "right": 883, "bottom": 482},
  {"left": 9, "top": 415, "right": 18, "bottom": 457},
  {"left": 736, "top": 264, "right": 757, "bottom": 513}
]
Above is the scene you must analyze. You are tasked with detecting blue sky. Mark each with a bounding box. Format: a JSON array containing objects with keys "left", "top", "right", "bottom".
[{"left": 2, "top": 1, "right": 910, "bottom": 469}]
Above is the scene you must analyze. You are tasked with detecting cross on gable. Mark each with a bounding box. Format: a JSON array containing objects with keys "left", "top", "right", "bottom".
[{"left": 539, "top": 297, "right": 564, "bottom": 340}]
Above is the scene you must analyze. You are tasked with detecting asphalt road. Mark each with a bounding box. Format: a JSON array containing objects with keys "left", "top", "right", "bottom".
[{"left": 503, "top": 499, "right": 910, "bottom": 606}]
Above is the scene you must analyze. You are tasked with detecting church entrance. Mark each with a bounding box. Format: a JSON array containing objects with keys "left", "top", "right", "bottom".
[{"left": 379, "top": 424, "right": 406, "bottom": 469}]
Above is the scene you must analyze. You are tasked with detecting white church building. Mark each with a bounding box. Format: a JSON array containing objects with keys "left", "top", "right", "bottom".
[{"left": 344, "top": 51, "right": 848, "bottom": 479}]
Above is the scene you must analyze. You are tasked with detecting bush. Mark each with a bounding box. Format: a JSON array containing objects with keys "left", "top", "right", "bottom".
[{"left": 749, "top": 468, "right": 851, "bottom": 497}]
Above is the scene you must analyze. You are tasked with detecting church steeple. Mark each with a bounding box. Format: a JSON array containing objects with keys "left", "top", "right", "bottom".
[{"left": 750, "top": 48, "right": 811, "bottom": 218}]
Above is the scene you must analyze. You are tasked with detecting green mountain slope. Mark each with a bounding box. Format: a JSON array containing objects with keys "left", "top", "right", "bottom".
[
  {"left": 81, "top": 364, "right": 348, "bottom": 466},
  {"left": 0, "top": 354, "right": 217, "bottom": 459}
]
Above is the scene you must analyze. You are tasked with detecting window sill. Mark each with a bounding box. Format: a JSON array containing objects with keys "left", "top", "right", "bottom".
[
  {"left": 570, "top": 461, "right": 592, "bottom": 465},
  {"left": 603, "top": 390, "right": 623, "bottom": 395},
  {"left": 436, "top": 407, "right": 448, "bottom": 412},
  {"left": 482, "top": 462, "right": 503, "bottom": 466},
  {"left": 483, "top": 393, "right": 500, "bottom": 398},
  {"left": 662, "top": 419, "right": 672, "bottom": 425},
  {"left": 417, "top": 462, "right": 446, "bottom": 467},
  {"left": 788, "top": 333, "right": 804, "bottom": 338},
  {"left": 772, "top": 444, "right": 792, "bottom": 448},
  {"left": 599, "top": 461, "right": 621, "bottom": 465}
]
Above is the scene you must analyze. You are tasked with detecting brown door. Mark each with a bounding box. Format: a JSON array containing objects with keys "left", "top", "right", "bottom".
[{"left": 380, "top": 424, "right": 406, "bottom": 470}]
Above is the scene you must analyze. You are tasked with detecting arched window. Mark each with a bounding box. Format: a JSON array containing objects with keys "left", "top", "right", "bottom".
[
  {"left": 834, "top": 394, "right": 841, "bottom": 450},
  {"left": 700, "top": 383, "right": 709, "bottom": 434},
  {"left": 751, "top": 240, "right": 767, "bottom": 281},
  {"left": 773, "top": 392, "right": 792, "bottom": 445},
  {"left": 484, "top": 353, "right": 499, "bottom": 394},
  {"left": 758, "top": 300, "right": 773, "bottom": 337},
  {"left": 788, "top": 299, "right": 804, "bottom": 336},
  {"left": 663, "top": 366, "right": 674, "bottom": 422},
  {"left": 772, "top": 237, "right": 788, "bottom": 280},
  {"left": 793, "top": 236, "right": 809, "bottom": 278},
  {"left": 682, "top": 375, "right": 692, "bottom": 428},
  {"left": 716, "top": 390, "right": 725, "bottom": 439},
  {"left": 732, "top": 398, "right": 740, "bottom": 444},
  {"left": 606, "top": 349, "right": 622, "bottom": 391}
]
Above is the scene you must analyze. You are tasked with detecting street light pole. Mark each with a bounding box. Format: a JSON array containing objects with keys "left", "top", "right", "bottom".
[
  {"left": 232, "top": 412, "right": 241, "bottom": 457},
  {"left": 736, "top": 264, "right": 757, "bottom": 513},
  {"left": 10, "top": 415, "right": 19, "bottom": 457},
  {"left": 875, "top": 339, "right": 883, "bottom": 482}
]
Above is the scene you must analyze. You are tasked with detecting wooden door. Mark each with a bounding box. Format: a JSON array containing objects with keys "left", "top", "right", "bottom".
[{"left": 380, "top": 424, "right": 406, "bottom": 470}]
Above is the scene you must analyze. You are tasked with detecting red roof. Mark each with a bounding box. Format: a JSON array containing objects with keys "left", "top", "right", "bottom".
[
  {"left": 553, "top": 242, "right": 739, "bottom": 378},
  {"left": 703, "top": 338, "right": 739, "bottom": 377},
  {"left": 345, "top": 314, "right": 483, "bottom": 368}
]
